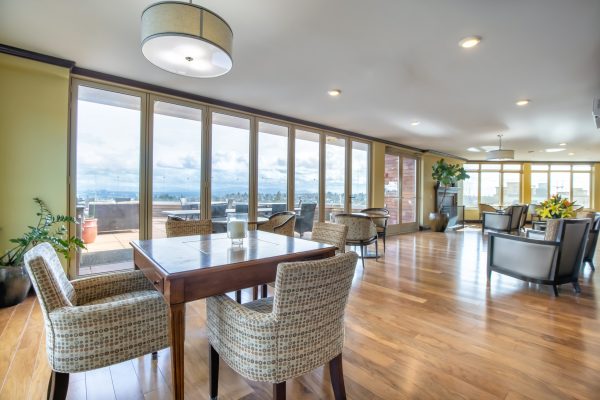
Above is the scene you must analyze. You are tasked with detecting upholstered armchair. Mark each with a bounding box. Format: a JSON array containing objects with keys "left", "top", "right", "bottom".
[
  {"left": 311, "top": 222, "right": 348, "bottom": 254},
  {"left": 165, "top": 218, "right": 212, "bottom": 237},
  {"left": 207, "top": 252, "right": 358, "bottom": 400},
  {"left": 294, "top": 203, "right": 317, "bottom": 237},
  {"left": 334, "top": 213, "right": 378, "bottom": 268},
  {"left": 24, "top": 243, "right": 169, "bottom": 400},
  {"left": 576, "top": 211, "right": 600, "bottom": 271},
  {"left": 482, "top": 204, "right": 526, "bottom": 234},
  {"left": 487, "top": 219, "right": 590, "bottom": 296},
  {"left": 478, "top": 203, "right": 497, "bottom": 221},
  {"left": 360, "top": 208, "right": 389, "bottom": 253},
  {"left": 259, "top": 211, "right": 296, "bottom": 237}
]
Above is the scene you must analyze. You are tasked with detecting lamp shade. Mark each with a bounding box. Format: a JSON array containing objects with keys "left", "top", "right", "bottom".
[
  {"left": 141, "top": 1, "right": 233, "bottom": 78},
  {"left": 486, "top": 149, "right": 514, "bottom": 161}
]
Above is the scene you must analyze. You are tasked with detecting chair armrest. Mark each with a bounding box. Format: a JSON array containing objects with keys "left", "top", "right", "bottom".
[
  {"left": 483, "top": 212, "right": 510, "bottom": 230},
  {"left": 206, "top": 295, "right": 275, "bottom": 330},
  {"left": 71, "top": 270, "right": 155, "bottom": 305},
  {"left": 488, "top": 233, "right": 559, "bottom": 280},
  {"left": 47, "top": 291, "right": 169, "bottom": 372}
]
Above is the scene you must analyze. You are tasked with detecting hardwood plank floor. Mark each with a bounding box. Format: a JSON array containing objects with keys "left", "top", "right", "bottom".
[{"left": 1, "top": 228, "right": 599, "bottom": 399}]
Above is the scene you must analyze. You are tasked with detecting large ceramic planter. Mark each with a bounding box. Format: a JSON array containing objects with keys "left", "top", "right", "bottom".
[
  {"left": 428, "top": 212, "right": 449, "bottom": 232},
  {"left": 82, "top": 218, "right": 98, "bottom": 244},
  {"left": 0, "top": 264, "right": 31, "bottom": 308}
]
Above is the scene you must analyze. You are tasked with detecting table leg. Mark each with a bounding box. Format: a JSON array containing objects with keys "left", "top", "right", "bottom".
[{"left": 170, "top": 303, "right": 185, "bottom": 400}]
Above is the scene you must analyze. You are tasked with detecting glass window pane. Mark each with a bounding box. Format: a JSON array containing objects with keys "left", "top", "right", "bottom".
[
  {"left": 502, "top": 172, "right": 520, "bottom": 205},
  {"left": 550, "top": 164, "right": 571, "bottom": 171},
  {"left": 211, "top": 112, "right": 250, "bottom": 220},
  {"left": 531, "top": 172, "right": 548, "bottom": 204},
  {"left": 463, "top": 173, "right": 479, "bottom": 207},
  {"left": 401, "top": 158, "right": 417, "bottom": 223},
  {"left": 351, "top": 141, "right": 369, "bottom": 212},
  {"left": 152, "top": 101, "right": 202, "bottom": 238},
  {"left": 481, "top": 164, "right": 501, "bottom": 171},
  {"left": 325, "top": 136, "right": 345, "bottom": 221},
  {"left": 572, "top": 173, "right": 591, "bottom": 208},
  {"left": 531, "top": 164, "right": 549, "bottom": 171},
  {"left": 294, "top": 130, "right": 319, "bottom": 235},
  {"left": 550, "top": 172, "right": 570, "bottom": 199},
  {"left": 384, "top": 154, "right": 400, "bottom": 225},
  {"left": 76, "top": 85, "right": 141, "bottom": 275},
  {"left": 480, "top": 172, "right": 500, "bottom": 205},
  {"left": 573, "top": 165, "right": 591, "bottom": 171},
  {"left": 502, "top": 164, "right": 521, "bottom": 171},
  {"left": 258, "top": 122, "right": 288, "bottom": 217},
  {"left": 463, "top": 163, "right": 479, "bottom": 171}
]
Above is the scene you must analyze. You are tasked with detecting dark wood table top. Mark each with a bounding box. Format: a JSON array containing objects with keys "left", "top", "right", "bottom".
[{"left": 130, "top": 230, "right": 336, "bottom": 277}]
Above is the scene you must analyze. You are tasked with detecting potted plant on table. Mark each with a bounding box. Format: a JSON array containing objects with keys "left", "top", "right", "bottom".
[
  {"left": 0, "top": 198, "right": 85, "bottom": 308},
  {"left": 536, "top": 194, "right": 576, "bottom": 219},
  {"left": 429, "top": 159, "right": 469, "bottom": 232}
]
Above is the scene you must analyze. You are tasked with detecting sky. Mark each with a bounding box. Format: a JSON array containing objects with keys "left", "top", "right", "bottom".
[{"left": 76, "top": 97, "right": 368, "bottom": 201}]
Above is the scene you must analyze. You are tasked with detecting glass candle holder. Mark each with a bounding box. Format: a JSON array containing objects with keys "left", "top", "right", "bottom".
[{"left": 227, "top": 213, "right": 248, "bottom": 246}]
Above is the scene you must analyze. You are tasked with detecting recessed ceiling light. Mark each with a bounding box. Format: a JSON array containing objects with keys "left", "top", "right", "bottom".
[
  {"left": 515, "top": 99, "right": 530, "bottom": 106},
  {"left": 467, "top": 147, "right": 480, "bottom": 152},
  {"left": 545, "top": 148, "right": 566, "bottom": 153},
  {"left": 568, "top": 152, "right": 575, "bottom": 156},
  {"left": 527, "top": 150, "right": 535, "bottom": 153},
  {"left": 459, "top": 36, "right": 482, "bottom": 48},
  {"left": 328, "top": 89, "right": 341, "bottom": 97},
  {"left": 559, "top": 142, "right": 567, "bottom": 146},
  {"left": 410, "top": 120, "right": 421, "bottom": 126}
]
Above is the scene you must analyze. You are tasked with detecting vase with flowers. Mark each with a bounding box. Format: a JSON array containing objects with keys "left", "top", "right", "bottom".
[{"left": 536, "top": 194, "right": 576, "bottom": 219}]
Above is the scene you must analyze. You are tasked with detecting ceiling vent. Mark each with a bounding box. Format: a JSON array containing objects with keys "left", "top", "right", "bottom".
[{"left": 594, "top": 98, "right": 600, "bottom": 129}]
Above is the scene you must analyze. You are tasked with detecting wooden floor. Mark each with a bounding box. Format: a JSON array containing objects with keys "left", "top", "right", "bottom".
[{"left": 1, "top": 228, "right": 600, "bottom": 399}]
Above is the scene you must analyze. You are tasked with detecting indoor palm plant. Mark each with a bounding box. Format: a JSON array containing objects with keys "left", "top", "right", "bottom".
[
  {"left": 0, "top": 198, "right": 85, "bottom": 307},
  {"left": 536, "top": 194, "right": 576, "bottom": 219},
  {"left": 430, "top": 159, "right": 469, "bottom": 232}
]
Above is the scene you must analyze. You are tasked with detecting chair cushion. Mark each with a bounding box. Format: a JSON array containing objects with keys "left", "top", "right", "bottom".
[{"left": 242, "top": 297, "right": 274, "bottom": 314}]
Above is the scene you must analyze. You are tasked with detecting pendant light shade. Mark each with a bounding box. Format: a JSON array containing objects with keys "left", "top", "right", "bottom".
[
  {"left": 486, "top": 134, "right": 515, "bottom": 161},
  {"left": 141, "top": 1, "right": 233, "bottom": 78}
]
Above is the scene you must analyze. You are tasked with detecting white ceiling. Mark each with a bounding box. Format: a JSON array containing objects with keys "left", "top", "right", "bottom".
[{"left": 2, "top": 0, "right": 600, "bottom": 161}]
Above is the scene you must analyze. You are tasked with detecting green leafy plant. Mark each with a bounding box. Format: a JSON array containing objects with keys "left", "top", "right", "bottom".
[
  {"left": 0, "top": 198, "right": 85, "bottom": 266},
  {"left": 431, "top": 159, "right": 469, "bottom": 213},
  {"left": 536, "top": 194, "right": 576, "bottom": 219}
]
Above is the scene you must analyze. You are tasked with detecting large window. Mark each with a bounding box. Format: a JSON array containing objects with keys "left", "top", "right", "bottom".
[
  {"left": 258, "top": 122, "right": 288, "bottom": 216},
  {"left": 384, "top": 154, "right": 400, "bottom": 225},
  {"left": 325, "top": 136, "right": 346, "bottom": 220},
  {"left": 294, "top": 129, "right": 320, "bottom": 234},
  {"left": 152, "top": 100, "right": 203, "bottom": 238},
  {"left": 351, "top": 141, "right": 369, "bottom": 212},
  {"left": 462, "top": 163, "right": 522, "bottom": 207},
  {"left": 211, "top": 112, "right": 250, "bottom": 213},
  {"left": 531, "top": 164, "right": 591, "bottom": 208},
  {"left": 75, "top": 85, "right": 142, "bottom": 275},
  {"left": 401, "top": 158, "right": 417, "bottom": 223}
]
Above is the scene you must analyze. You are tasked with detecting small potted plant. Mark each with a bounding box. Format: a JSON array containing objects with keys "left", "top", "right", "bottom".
[
  {"left": 536, "top": 194, "right": 576, "bottom": 219},
  {"left": 430, "top": 159, "right": 469, "bottom": 232},
  {"left": 0, "top": 198, "right": 85, "bottom": 308},
  {"left": 82, "top": 201, "right": 98, "bottom": 244}
]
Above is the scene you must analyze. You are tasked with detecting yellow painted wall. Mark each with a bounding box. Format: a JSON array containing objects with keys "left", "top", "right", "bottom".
[
  {"left": 593, "top": 163, "right": 600, "bottom": 210},
  {"left": 370, "top": 142, "right": 386, "bottom": 207},
  {"left": 0, "top": 54, "right": 70, "bottom": 256},
  {"left": 419, "top": 154, "right": 464, "bottom": 226}
]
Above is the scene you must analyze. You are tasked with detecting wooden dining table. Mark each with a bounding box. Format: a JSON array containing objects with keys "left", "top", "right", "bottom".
[{"left": 130, "top": 231, "right": 337, "bottom": 400}]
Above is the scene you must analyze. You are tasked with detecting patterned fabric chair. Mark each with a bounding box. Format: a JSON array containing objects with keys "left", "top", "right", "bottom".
[
  {"left": 207, "top": 252, "right": 358, "bottom": 400},
  {"left": 360, "top": 208, "right": 389, "bottom": 253},
  {"left": 165, "top": 218, "right": 212, "bottom": 237},
  {"left": 334, "top": 213, "right": 378, "bottom": 268},
  {"left": 311, "top": 222, "right": 348, "bottom": 254},
  {"left": 259, "top": 211, "right": 296, "bottom": 237},
  {"left": 24, "top": 243, "right": 169, "bottom": 400},
  {"left": 478, "top": 203, "right": 497, "bottom": 221},
  {"left": 488, "top": 219, "right": 590, "bottom": 296}
]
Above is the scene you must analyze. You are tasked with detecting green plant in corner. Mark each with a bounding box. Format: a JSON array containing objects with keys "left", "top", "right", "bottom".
[
  {"left": 431, "top": 159, "right": 469, "bottom": 213},
  {"left": 0, "top": 197, "right": 86, "bottom": 267}
]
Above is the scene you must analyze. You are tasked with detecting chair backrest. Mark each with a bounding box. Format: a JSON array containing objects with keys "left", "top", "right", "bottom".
[
  {"left": 311, "top": 222, "right": 348, "bottom": 253},
  {"left": 479, "top": 203, "right": 497, "bottom": 214},
  {"left": 360, "top": 208, "right": 389, "bottom": 229},
  {"left": 211, "top": 203, "right": 227, "bottom": 218},
  {"left": 334, "top": 214, "right": 377, "bottom": 241},
  {"left": 273, "top": 215, "right": 296, "bottom": 237},
  {"left": 166, "top": 219, "right": 212, "bottom": 238},
  {"left": 235, "top": 204, "right": 248, "bottom": 213},
  {"left": 518, "top": 204, "right": 529, "bottom": 230},
  {"left": 507, "top": 205, "right": 526, "bottom": 230},
  {"left": 554, "top": 219, "right": 590, "bottom": 280},
  {"left": 24, "top": 243, "right": 76, "bottom": 314},
  {"left": 272, "top": 252, "right": 358, "bottom": 371},
  {"left": 299, "top": 203, "right": 317, "bottom": 229},
  {"left": 259, "top": 211, "right": 295, "bottom": 234}
]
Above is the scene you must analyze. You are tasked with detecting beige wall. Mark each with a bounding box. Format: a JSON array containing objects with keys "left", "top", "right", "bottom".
[
  {"left": 419, "top": 154, "right": 464, "bottom": 226},
  {"left": 0, "top": 54, "right": 70, "bottom": 255}
]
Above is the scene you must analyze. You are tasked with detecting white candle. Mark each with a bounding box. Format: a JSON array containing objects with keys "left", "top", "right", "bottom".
[{"left": 228, "top": 220, "right": 246, "bottom": 239}]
